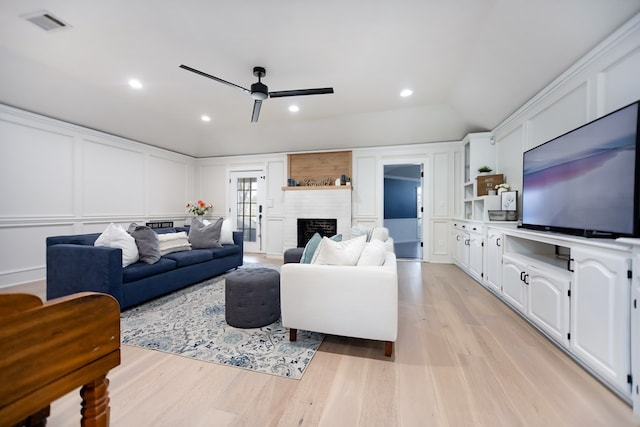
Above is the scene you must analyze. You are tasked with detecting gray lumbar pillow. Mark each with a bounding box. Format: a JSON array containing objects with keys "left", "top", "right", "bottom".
[
  {"left": 127, "top": 223, "right": 161, "bottom": 264},
  {"left": 189, "top": 217, "right": 223, "bottom": 248}
]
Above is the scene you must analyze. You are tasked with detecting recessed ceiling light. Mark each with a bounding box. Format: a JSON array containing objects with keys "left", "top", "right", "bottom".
[
  {"left": 128, "top": 79, "right": 143, "bottom": 89},
  {"left": 201, "top": 115, "right": 211, "bottom": 122},
  {"left": 400, "top": 89, "right": 413, "bottom": 97},
  {"left": 288, "top": 105, "right": 299, "bottom": 113}
]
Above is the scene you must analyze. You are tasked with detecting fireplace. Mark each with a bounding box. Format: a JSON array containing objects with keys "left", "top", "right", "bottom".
[
  {"left": 283, "top": 188, "right": 351, "bottom": 251},
  {"left": 297, "top": 218, "right": 337, "bottom": 247}
]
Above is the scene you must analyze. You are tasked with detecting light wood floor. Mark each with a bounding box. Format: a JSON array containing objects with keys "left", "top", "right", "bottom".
[{"left": 4, "top": 257, "right": 639, "bottom": 426}]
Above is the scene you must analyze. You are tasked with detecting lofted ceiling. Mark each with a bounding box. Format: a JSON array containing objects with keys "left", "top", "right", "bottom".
[{"left": 1, "top": 1, "right": 639, "bottom": 158}]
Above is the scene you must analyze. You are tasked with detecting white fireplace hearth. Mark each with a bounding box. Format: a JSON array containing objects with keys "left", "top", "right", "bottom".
[{"left": 283, "top": 188, "right": 352, "bottom": 249}]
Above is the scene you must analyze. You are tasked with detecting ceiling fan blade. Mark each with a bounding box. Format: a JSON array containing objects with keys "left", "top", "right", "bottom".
[
  {"left": 179, "top": 64, "right": 250, "bottom": 94},
  {"left": 268, "top": 88, "right": 334, "bottom": 98},
  {"left": 251, "top": 99, "right": 262, "bottom": 122}
]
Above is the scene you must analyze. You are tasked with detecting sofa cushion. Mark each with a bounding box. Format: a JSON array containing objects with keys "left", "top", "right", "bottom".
[
  {"left": 123, "top": 257, "right": 177, "bottom": 283},
  {"left": 357, "top": 240, "right": 387, "bottom": 266},
  {"left": 157, "top": 231, "right": 191, "bottom": 255},
  {"left": 164, "top": 249, "right": 213, "bottom": 267},
  {"left": 189, "top": 217, "right": 223, "bottom": 248},
  {"left": 127, "top": 223, "right": 161, "bottom": 264},
  {"left": 208, "top": 245, "right": 241, "bottom": 259},
  {"left": 94, "top": 223, "right": 139, "bottom": 267},
  {"left": 311, "top": 235, "right": 367, "bottom": 266}
]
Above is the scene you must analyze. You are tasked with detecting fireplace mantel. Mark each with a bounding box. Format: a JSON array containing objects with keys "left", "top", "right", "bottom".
[{"left": 281, "top": 185, "right": 352, "bottom": 191}]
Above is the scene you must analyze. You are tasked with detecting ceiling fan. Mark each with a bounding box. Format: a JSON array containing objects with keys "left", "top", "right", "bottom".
[{"left": 179, "top": 64, "right": 334, "bottom": 122}]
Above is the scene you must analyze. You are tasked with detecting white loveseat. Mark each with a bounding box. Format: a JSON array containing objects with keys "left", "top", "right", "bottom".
[{"left": 280, "top": 227, "right": 398, "bottom": 356}]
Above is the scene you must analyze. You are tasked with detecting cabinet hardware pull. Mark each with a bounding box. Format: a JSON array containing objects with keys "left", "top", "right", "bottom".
[
  {"left": 567, "top": 258, "right": 574, "bottom": 272},
  {"left": 524, "top": 273, "right": 529, "bottom": 285},
  {"left": 496, "top": 237, "right": 501, "bottom": 247},
  {"left": 520, "top": 271, "right": 525, "bottom": 282}
]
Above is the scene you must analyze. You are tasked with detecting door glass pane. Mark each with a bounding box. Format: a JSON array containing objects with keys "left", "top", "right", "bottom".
[{"left": 236, "top": 178, "right": 257, "bottom": 242}]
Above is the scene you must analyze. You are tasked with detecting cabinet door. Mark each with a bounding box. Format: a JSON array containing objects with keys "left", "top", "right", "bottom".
[
  {"left": 468, "top": 231, "right": 483, "bottom": 281},
  {"left": 502, "top": 254, "right": 527, "bottom": 314},
  {"left": 452, "top": 230, "right": 469, "bottom": 269},
  {"left": 527, "top": 265, "right": 570, "bottom": 348},
  {"left": 485, "top": 231, "right": 503, "bottom": 294},
  {"left": 571, "top": 246, "right": 631, "bottom": 395}
]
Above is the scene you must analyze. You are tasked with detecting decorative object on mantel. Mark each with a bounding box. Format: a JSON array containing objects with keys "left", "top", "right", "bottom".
[
  {"left": 186, "top": 200, "right": 213, "bottom": 216},
  {"left": 478, "top": 165, "right": 493, "bottom": 174},
  {"left": 476, "top": 174, "right": 504, "bottom": 196}
]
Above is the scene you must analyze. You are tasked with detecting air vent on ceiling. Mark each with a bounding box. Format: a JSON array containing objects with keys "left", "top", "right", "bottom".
[{"left": 24, "top": 11, "right": 69, "bottom": 31}]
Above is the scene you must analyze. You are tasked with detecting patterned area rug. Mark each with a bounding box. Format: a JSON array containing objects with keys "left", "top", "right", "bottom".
[{"left": 120, "top": 264, "right": 323, "bottom": 379}]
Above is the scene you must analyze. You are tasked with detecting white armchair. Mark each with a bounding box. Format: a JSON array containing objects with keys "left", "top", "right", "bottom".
[{"left": 280, "top": 249, "right": 398, "bottom": 356}]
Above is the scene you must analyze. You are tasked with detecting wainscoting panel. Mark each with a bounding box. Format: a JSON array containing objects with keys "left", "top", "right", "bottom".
[
  {"left": 0, "top": 222, "right": 75, "bottom": 287},
  {"left": 267, "top": 159, "right": 285, "bottom": 216},
  {"left": 147, "top": 154, "right": 191, "bottom": 218},
  {"left": 83, "top": 139, "right": 146, "bottom": 216},
  {"left": 353, "top": 155, "right": 377, "bottom": 217},
  {"left": 199, "top": 163, "right": 227, "bottom": 218},
  {"left": 265, "top": 217, "right": 284, "bottom": 257},
  {"left": 0, "top": 119, "right": 75, "bottom": 219},
  {"left": 430, "top": 219, "right": 450, "bottom": 261},
  {"left": 598, "top": 46, "right": 640, "bottom": 113},
  {"left": 528, "top": 83, "right": 589, "bottom": 150},
  {"left": 432, "top": 152, "right": 449, "bottom": 218}
]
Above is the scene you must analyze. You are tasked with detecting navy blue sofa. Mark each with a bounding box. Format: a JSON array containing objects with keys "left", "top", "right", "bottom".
[{"left": 46, "top": 227, "right": 243, "bottom": 310}]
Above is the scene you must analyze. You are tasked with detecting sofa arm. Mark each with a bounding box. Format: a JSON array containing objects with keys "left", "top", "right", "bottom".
[
  {"left": 46, "top": 244, "right": 124, "bottom": 306},
  {"left": 232, "top": 231, "right": 244, "bottom": 259}
]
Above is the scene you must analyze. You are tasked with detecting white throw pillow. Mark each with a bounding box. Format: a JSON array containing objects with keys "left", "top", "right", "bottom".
[
  {"left": 95, "top": 223, "right": 139, "bottom": 267},
  {"left": 357, "top": 240, "right": 387, "bottom": 266},
  {"left": 370, "top": 227, "right": 389, "bottom": 243},
  {"left": 311, "top": 235, "right": 367, "bottom": 266},
  {"left": 157, "top": 231, "right": 192, "bottom": 255},
  {"left": 220, "top": 218, "right": 234, "bottom": 245}
]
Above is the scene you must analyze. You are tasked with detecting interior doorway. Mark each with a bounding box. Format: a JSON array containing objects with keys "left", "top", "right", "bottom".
[
  {"left": 383, "top": 164, "right": 423, "bottom": 259},
  {"left": 229, "top": 170, "right": 265, "bottom": 253}
]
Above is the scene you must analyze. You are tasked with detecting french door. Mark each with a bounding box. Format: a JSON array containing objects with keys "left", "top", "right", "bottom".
[{"left": 229, "top": 170, "right": 265, "bottom": 253}]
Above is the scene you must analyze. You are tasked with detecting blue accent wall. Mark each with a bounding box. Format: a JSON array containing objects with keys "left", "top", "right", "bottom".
[{"left": 384, "top": 178, "right": 418, "bottom": 218}]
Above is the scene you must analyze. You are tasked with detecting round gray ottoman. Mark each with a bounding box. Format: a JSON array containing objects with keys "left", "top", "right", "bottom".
[{"left": 225, "top": 267, "right": 281, "bottom": 328}]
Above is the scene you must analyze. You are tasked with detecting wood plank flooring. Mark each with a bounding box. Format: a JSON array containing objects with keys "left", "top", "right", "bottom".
[{"left": 3, "top": 257, "right": 638, "bottom": 426}]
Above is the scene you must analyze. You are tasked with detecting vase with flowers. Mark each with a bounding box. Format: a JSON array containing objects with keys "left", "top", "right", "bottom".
[
  {"left": 186, "top": 200, "right": 213, "bottom": 216},
  {"left": 495, "top": 183, "right": 510, "bottom": 194}
]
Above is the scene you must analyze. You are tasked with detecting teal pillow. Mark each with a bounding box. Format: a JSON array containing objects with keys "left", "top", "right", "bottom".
[
  {"left": 300, "top": 233, "right": 322, "bottom": 263},
  {"left": 300, "top": 233, "right": 342, "bottom": 263}
]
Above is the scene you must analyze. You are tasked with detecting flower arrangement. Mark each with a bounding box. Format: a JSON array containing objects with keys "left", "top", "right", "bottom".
[
  {"left": 186, "top": 200, "right": 213, "bottom": 216},
  {"left": 495, "top": 183, "right": 510, "bottom": 193}
]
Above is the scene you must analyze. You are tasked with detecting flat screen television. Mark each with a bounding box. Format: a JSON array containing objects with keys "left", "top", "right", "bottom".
[{"left": 521, "top": 100, "right": 640, "bottom": 238}]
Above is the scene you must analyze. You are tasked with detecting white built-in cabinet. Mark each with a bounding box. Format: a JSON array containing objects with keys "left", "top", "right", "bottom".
[
  {"left": 461, "top": 133, "right": 501, "bottom": 221},
  {"left": 570, "top": 246, "right": 631, "bottom": 395},
  {"left": 453, "top": 222, "right": 636, "bottom": 410},
  {"left": 484, "top": 229, "right": 503, "bottom": 295}
]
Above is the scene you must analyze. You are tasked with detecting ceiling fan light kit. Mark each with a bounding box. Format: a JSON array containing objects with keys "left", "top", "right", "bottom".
[{"left": 179, "top": 64, "right": 334, "bottom": 122}]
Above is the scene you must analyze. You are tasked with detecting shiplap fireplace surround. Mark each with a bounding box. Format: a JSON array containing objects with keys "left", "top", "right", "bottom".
[{"left": 283, "top": 188, "right": 352, "bottom": 249}]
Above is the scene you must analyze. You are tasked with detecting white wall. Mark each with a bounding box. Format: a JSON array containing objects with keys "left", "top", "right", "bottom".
[{"left": 0, "top": 105, "right": 196, "bottom": 287}]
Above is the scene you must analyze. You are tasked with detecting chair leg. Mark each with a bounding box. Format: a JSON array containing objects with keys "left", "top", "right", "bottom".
[
  {"left": 80, "top": 375, "right": 111, "bottom": 427},
  {"left": 384, "top": 341, "right": 393, "bottom": 357},
  {"left": 289, "top": 328, "right": 297, "bottom": 341}
]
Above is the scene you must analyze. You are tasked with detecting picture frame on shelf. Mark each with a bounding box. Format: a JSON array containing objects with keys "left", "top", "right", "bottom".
[{"left": 501, "top": 190, "right": 517, "bottom": 211}]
